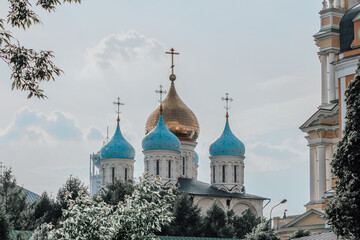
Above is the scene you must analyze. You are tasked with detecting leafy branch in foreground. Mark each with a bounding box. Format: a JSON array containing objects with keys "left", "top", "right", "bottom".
[{"left": 1, "top": 0, "right": 81, "bottom": 99}]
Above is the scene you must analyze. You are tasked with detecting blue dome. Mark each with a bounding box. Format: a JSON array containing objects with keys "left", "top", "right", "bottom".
[
  {"left": 195, "top": 152, "right": 199, "bottom": 165},
  {"left": 142, "top": 115, "right": 181, "bottom": 151},
  {"left": 209, "top": 119, "right": 245, "bottom": 157},
  {"left": 100, "top": 122, "right": 135, "bottom": 159}
]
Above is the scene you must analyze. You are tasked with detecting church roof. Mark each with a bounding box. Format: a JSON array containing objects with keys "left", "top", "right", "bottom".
[
  {"left": 209, "top": 119, "right": 245, "bottom": 157},
  {"left": 340, "top": 4, "right": 360, "bottom": 52},
  {"left": 142, "top": 114, "right": 181, "bottom": 151},
  {"left": 145, "top": 83, "right": 200, "bottom": 142},
  {"left": 19, "top": 186, "right": 40, "bottom": 203},
  {"left": 177, "top": 178, "right": 268, "bottom": 200},
  {"left": 100, "top": 122, "right": 135, "bottom": 160}
]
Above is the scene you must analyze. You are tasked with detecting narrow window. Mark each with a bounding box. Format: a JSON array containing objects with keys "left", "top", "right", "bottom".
[
  {"left": 156, "top": 160, "right": 160, "bottom": 176},
  {"left": 168, "top": 161, "right": 171, "bottom": 178},
  {"left": 234, "top": 166, "right": 237, "bottom": 183},
  {"left": 182, "top": 157, "right": 186, "bottom": 176},
  {"left": 212, "top": 166, "right": 216, "bottom": 183},
  {"left": 222, "top": 165, "right": 226, "bottom": 183},
  {"left": 146, "top": 160, "right": 149, "bottom": 172},
  {"left": 125, "top": 168, "right": 128, "bottom": 181},
  {"left": 111, "top": 167, "right": 115, "bottom": 183}
]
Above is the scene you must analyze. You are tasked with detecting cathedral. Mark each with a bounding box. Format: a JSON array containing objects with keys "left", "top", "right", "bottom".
[
  {"left": 89, "top": 49, "right": 267, "bottom": 217},
  {"left": 274, "top": 0, "right": 360, "bottom": 239}
]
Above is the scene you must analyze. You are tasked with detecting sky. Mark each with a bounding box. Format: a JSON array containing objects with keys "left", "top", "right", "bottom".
[{"left": 0, "top": 0, "right": 323, "bottom": 219}]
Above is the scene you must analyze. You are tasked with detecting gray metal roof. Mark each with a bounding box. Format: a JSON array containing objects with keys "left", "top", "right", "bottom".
[
  {"left": 20, "top": 186, "right": 40, "bottom": 203},
  {"left": 177, "top": 178, "right": 268, "bottom": 200}
]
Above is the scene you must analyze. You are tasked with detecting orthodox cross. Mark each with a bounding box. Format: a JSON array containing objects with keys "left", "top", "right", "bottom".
[
  {"left": 155, "top": 85, "right": 167, "bottom": 113},
  {"left": 221, "top": 93, "right": 233, "bottom": 119},
  {"left": 113, "top": 97, "right": 124, "bottom": 123},
  {"left": 165, "top": 48, "right": 180, "bottom": 82}
]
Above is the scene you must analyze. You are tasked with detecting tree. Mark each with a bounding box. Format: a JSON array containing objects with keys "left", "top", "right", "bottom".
[
  {"left": 325, "top": 61, "right": 360, "bottom": 240},
  {"left": 101, "top": 179, "right": 134, "bottom": 205},
  {"left": 161, "top": 193, "right": 202, "bottom": 237},
  {"left": 202, "top": 203, "right": 233, "bottom": 238},
  {"left": 31, "top": 174, "right": 175, "bottom": 240},
  {"left": 231, "top": 208, "right": 262, "bottom": 239},
  {"left": 22, "top": 192, "right": 61, "bottom": 230},
  {"left": 289, "top": 229, "right": 311, "bottom": 239},
  {"left": 56, "top": 175, "right": 87, "bottom": 210},
  {"left": 0, "top": 168, "right": 27, "bottom": 228},
  {"left": 0, "top": 206, "right": 10, "bottom": 240},
  {"left": 245, "top": 220, "right": 280, "bottom": 240},
  {"left": 1, "top": 0, "right": 80, "bottom": 99}
]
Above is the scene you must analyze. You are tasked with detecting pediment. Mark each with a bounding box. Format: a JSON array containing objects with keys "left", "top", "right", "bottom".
[
  {"left": 282, "top": 209, "right": 325, "bottom": 228},
  {"left": 300, "top": 104, "right": 339, "bottom": 132}
]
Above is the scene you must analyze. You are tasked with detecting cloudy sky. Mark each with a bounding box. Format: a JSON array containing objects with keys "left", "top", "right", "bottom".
[{"left": 0, "top": 0, "right": 322, "bottom": 218}]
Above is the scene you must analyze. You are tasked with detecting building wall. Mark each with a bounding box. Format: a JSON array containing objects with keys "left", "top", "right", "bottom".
[
  {"left": 192, "top": 195, "right": 263, "bottom": 217},
  {"left": 100, "top": 158, "right": 135, "bottom": 187}
]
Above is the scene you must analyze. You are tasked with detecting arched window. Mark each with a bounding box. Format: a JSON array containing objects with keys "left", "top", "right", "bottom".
[
  {"left": 212, "top": 166, "right": 216, "bottom": 183},
  {"left": 111, "top": 167, "right": 115, "bottom": 183},
  {"left": 125, "top": 168, "right": 128, "bottom": 181},
  {"left": 156, "top": 160, "right": 160, "bottom": 176},
  {"left": 168, "top": 161, "right": 171, "bottom": 178},
  {"left": 182, "top": 157, "right": 186, "bottom": 176},
  {"left": 234, "top": 165, "right": 237, "bottom": 183},
  {"left": 222, "top": 165, "right": 226, "bottom": 183}
]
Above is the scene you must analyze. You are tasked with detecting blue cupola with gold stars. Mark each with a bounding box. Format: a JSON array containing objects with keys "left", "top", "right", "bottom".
[
  {"left": 142, "top": 84, "right": 180, "bottom": 151},
  {"left": 100, "top": 98, "right": 135, "bottom": 160},
  {"left": 142, "top": 114, "right": 180, "bottom": 151},
  {"left": 209, "top": 119, "right": 245, "bottom": 157},
  {"left": 209, "top": 93, "right": 245, "bottom": 157}
]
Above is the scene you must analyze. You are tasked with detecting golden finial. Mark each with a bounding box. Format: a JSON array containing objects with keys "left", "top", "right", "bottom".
[
  {"left": 113, "top": 97, "right": 124, "bottom": 123},
  {"left": 165, "top": 48, "right": 180, "bottom": 83},
  {"left": 155, "top": 85, "right": 167, "bottom": 114},
  {"left": 221, "top": 93, "right": 233, "bottom": 120}
]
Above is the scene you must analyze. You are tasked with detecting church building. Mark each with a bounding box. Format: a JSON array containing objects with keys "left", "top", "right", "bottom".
[
  {"left": 274, "top": 0, "right": 360, "bottom": 239},
  {"left": 90, "top": 49, "right": 267, "bottom": 217}
]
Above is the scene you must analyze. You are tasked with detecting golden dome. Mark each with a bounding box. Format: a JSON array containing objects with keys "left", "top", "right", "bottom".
[{"left": 145, "top": 83, "right": 200, "bottom": 142}]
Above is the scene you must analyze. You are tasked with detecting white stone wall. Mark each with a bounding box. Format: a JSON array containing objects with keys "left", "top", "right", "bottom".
[
  {"left": 180, "top": 141, "right": 198, "bottom": 179},
  {"left": 210, "top": 155, "right": 245, "bottom": 193},
  {"left": 193, "top": 195, "right": 263, "bottom": 217},
  {"left": 100, "top": 158, "right": 135, "bottom": 187},
  {"left": 143, "top": 149, "right": 180, "bottom": 187}
]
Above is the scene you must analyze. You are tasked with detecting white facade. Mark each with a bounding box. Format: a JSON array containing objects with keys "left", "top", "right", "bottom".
[
  {"left": 100, "top": 158, "right": 135, "bottom": 187},
  {"left": 210, "top": 155, "right": 245, "bottom": 193}
]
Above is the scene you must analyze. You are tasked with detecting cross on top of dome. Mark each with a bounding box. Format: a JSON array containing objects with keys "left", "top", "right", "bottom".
[
  {"left": 221, "top": 93, "right": 233, "bottom": 119},
  {"left": 113, "top": 97, "right": 124, "bottom": 123},
  {"left": 165, "top": 48, "right": 180, "bottom": 83}
]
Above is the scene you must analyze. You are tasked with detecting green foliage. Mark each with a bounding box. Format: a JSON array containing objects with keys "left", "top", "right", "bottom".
[
  {"left": 1, "top": 0, "right": 81, "bottom": 98},
  {"left": 0, "top": 206, "right": 10, "bottom": 240},
  {"left": 101, "top": 179, "right": 134, "bottom": 205},
  {"left": 0, "top": 168, "right": 28, "bottom": 229},
  {"left": 56, "top": 175, "right": 87, "bottom": 210},
  {"left": 202, "top": 203, "right": 233, "bottom": 238},
  {"left": 289, "top": 229, "right": 311, "bottom": 239},
  {"left": 230, "top": 208, "right": 262, "bottom": 239},
  {"left": 325, "top": 61, "right": 360, "bottom": 239},
  {"left": 245, "top": 220, "right": 280, "bottom": 240},
  {"left": 31, "top": 174, "right": 175, "bottom": 240},
  {"left": 21, "top": 192, "right": 62, "bottom": 230},
  {"left": 161, "top": 193, "right": 202, "bottom": 237}
]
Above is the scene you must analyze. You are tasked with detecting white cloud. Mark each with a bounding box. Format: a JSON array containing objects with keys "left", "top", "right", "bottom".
[
  {"left": 81, "top": 31, "right": 166, "bottom": 78},
  {"left": 0, "top": 107, "right": 103, "bottom": 145}
]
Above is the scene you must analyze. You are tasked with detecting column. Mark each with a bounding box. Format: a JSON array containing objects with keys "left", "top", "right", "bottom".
[
  {"left": 320, "top": 54, "right": 328, "bottom": 105},
  {"left": 318, "top": 145, "right": 326, "bottom": 199},
  {"left": 328, "top": 52, "right": 336, "bottom": 102},
  {"left": 240, "top": 163, "right": 245, "bottom": 185},
  {"left": 309, "top": 146, "right": 316, "bottom": 202}
]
